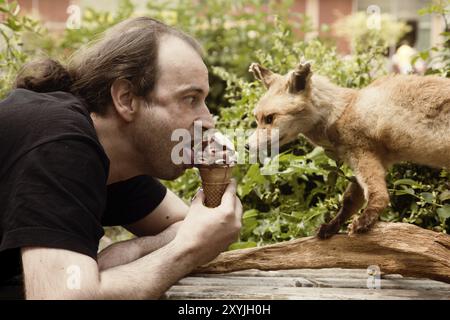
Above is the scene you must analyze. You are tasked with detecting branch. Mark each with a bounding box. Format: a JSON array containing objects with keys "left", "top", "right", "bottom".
[{"left": 195, "top": 222, "right": 450, "bottom": 283}]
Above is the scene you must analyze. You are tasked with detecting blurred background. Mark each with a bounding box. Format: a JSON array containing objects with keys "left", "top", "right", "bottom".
[
  {"left": 1, "top": 0, "right": 449, "bottom": 249},
  {"left": 12, "top": 0, "right": 446, "bottom": 51}
]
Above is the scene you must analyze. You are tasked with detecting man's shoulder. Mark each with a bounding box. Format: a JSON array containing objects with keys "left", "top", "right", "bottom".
[
  {"left": 0, "top": 89, "right": 107, "bottom": 177},
  {"left": 0, "top": 88, "right": 100, "bottom": 145},
  {"left": 0, "top": 88, "right": 91, "bottom": 121}
]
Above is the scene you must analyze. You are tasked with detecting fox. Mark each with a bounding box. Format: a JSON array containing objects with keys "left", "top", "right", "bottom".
[{"left": 247, "top": 60, "right": 450, "bottom": 239}]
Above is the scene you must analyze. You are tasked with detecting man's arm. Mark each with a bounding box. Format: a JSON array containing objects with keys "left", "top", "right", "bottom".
[
  {"left": 124, "top": 189, "right": 189, "bottom": 237},
  {"left": 22, "top": 241, "right": 195, "bottom": 299},
  {"left": 98, "top": 220, "right": 182, "bottom": 271},
  {"left": 22, "top": 182, "right": 242, "bottom": 300}
]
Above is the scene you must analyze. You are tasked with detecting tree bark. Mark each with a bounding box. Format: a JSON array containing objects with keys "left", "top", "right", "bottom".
[{"left": 195, "top": 222, "right": 450, "bottom": 283}]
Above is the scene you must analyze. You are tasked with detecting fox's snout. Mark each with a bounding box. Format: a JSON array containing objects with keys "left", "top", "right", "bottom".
[{"left": 247, "top": 128, "right": 280, "bottom": 152}]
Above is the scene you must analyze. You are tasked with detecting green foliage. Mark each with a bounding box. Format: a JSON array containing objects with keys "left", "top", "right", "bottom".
[
  {"left": 145, "top": 0, "right": 310, "bottom": 112},
  {"left": 0, "top": 0, "right": 41, "bottom": 97},
  {"left": 332, "top": 12, "right": 411, "bottom": 87},
  {"left": 166, "top": 4, "right": 450, "bottom": 248},
  {"left": 385, "top": 165, "right": 450, "bottom": 232},
  {"left": 59, "top": 0, "right": 135, "bottom": 53},
  {"left": 415, "top": 0, "right": 450, "bottom": 77},
  {"left": 334, "top": 12, "right": 411, "bottom": 49}
]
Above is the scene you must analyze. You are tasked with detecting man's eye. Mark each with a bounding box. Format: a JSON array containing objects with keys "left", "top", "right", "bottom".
[
  {"left": 185, "top": 96, "right": 196, "bottom": 104},
  {"left": 265, "top": 114, "right": 274, "bottom": 124}
]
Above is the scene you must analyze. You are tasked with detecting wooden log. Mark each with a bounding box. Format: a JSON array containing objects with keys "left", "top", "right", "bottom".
[{"left": 194, "top": 222, "right": 450, "bottom": 283}]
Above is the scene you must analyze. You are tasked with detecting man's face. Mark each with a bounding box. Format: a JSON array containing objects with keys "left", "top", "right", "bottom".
[{"left": 133, "top": 35, "right": 213, "bottom": 180}]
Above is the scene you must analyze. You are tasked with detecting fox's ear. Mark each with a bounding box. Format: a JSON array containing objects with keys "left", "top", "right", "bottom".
[
  {"left": 249, "top": 63, "right": 275, "bottom": 88},
  {"left": 288, "top": 62, "right": 312, "bottom": 94}
]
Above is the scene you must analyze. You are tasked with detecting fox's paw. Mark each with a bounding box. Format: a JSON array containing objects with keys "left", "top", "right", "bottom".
[
  {"left": 317, "top": 223, "right": 337, "bottom": 239},
  {"left": 348, "top": 216, "right": 376, "bottom": 236}
]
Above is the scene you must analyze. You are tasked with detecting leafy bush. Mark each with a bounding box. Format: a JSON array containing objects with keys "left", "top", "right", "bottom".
[
  {"left": 145, "top": 0, "right": 310, "bottom": 112},
  {"left": 164, "top": 3, "right": 450, "bottom": 249},
  {"left": 333, "top": 11, "right": 412, "bottom": 50},
  {"left": 415, "top": 0, "right": 450, "bottom": 77},
  {"left": 0, "top": 0, "right": 41, "bottom": 97}
]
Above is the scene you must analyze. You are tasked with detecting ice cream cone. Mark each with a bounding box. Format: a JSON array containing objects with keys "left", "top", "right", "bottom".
[{"left": 197, "top": 165, "right": 234, "bottom": 208}]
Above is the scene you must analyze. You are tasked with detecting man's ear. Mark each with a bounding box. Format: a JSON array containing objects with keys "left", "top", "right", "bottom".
[
  {"left": 288, "top": 61, "right": 312, "bottom": 94},
  {"left": 110, "top": 79, "right": 138, "bottom": 122},
  {"left": 249, "top": 63, "right": 276, "bottom": 89}
]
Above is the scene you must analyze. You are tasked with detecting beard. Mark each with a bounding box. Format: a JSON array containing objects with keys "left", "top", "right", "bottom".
[{"left": 130, "top": 110, "right": 186, "bottom": 180}]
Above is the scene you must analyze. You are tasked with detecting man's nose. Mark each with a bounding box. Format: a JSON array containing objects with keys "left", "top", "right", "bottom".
[{"left": 198, "top": 108, "right": 215, "bottom": 129}]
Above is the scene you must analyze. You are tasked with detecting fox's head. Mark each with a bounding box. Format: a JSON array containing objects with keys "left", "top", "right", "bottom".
[{"left": 247, "top": 61, "right": 320, "bottom": 151}]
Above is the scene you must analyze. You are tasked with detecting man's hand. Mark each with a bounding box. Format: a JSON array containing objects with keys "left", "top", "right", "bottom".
[{"left": 174, "top": 179, "right": 243, "bottom": 266}]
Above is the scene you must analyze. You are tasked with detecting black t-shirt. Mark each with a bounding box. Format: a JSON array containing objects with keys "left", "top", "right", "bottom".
[{"left": 0, "top": 89, "right": 167, "bottom": 281}]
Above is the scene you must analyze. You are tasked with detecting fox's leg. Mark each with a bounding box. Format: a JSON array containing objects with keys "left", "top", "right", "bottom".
[
  {"left": 347, "top": 152, "right": 389, "bottom": 235},
  {"left": 317, "top": 181, "right": 365, "bottom": 239}
]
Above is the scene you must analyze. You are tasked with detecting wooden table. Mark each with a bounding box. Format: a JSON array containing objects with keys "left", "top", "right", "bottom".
[{"left": 165, "top": 268, "right": 450, "bottom": 300}]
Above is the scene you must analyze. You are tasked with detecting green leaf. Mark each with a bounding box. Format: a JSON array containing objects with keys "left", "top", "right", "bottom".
[
  {"left": 6, "top": 17, "right": 21, "bottom": 31},
  {"left": 439, "top": 190, "right": 450, "bottom": 202},
  {"left": 280, "top": 212, "right": 302, "bottom": 223},
  {"left": 393, "top": 179, "right": 419, "bottom": 187},
  {"left": 228, "top": 241, "right": 257, "bottom": 251},
  {"left": 243, "top": 209, "right": 259, "bottom": 220},
  {"left": 394, "top": 188, "right": 415, "bottom": 196},
  {"left": 306, "top": 146, "right": 325, "bottom": 160},
  {"left": 437, "top": 205, "right": 450, "bottom": 220},
  {"left": 420, "top": 192, "right": 435, "bottom": 204},
  {"left": 419, "top": 51, "right": 429, "bottom": 61},
  {"left": 239, "top": 163, "right": 266, "bottom": 197}
]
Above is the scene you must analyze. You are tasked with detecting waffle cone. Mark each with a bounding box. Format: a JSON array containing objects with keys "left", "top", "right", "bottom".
[{"left": 197, "top": 165, "right": 234, "bottom": 208}]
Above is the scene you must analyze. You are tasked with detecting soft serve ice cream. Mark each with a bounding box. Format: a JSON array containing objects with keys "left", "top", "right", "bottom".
[
  {"left": 193, "top": 130, "right": 237, "bottom": 207},
  {"left": 194, "top": 131, "right": 237, "bottom": 167}
]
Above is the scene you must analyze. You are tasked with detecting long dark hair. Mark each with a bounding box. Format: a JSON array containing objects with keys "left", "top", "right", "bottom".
[{"left": 14, "top": 17, "right": 203, "bottom": 115}]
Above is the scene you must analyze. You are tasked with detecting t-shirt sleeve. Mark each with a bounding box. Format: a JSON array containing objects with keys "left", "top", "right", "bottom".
[
  {"left": 102, "top": 176, "right": 167, "bottom": 227},
  {"left": 0, "top": 139, "right": 108, "bottom": 260}
]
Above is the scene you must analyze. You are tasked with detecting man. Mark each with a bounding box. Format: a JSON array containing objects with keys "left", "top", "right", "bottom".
[{"left": 0, "top": 17, "right": 242, "bottom": 299}]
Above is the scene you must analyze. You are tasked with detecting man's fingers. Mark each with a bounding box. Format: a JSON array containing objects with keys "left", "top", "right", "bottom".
[
  {"left": 219, "top": 179, "right": 237, "bottom": 209},
  {"left": 192, "top": 181, "right": 238, "bottom": 210}
]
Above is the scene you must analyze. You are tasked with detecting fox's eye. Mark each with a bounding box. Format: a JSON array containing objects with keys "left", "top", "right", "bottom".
[{"left": 265, "top": 114, "right": 274, "bottom": 125}]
